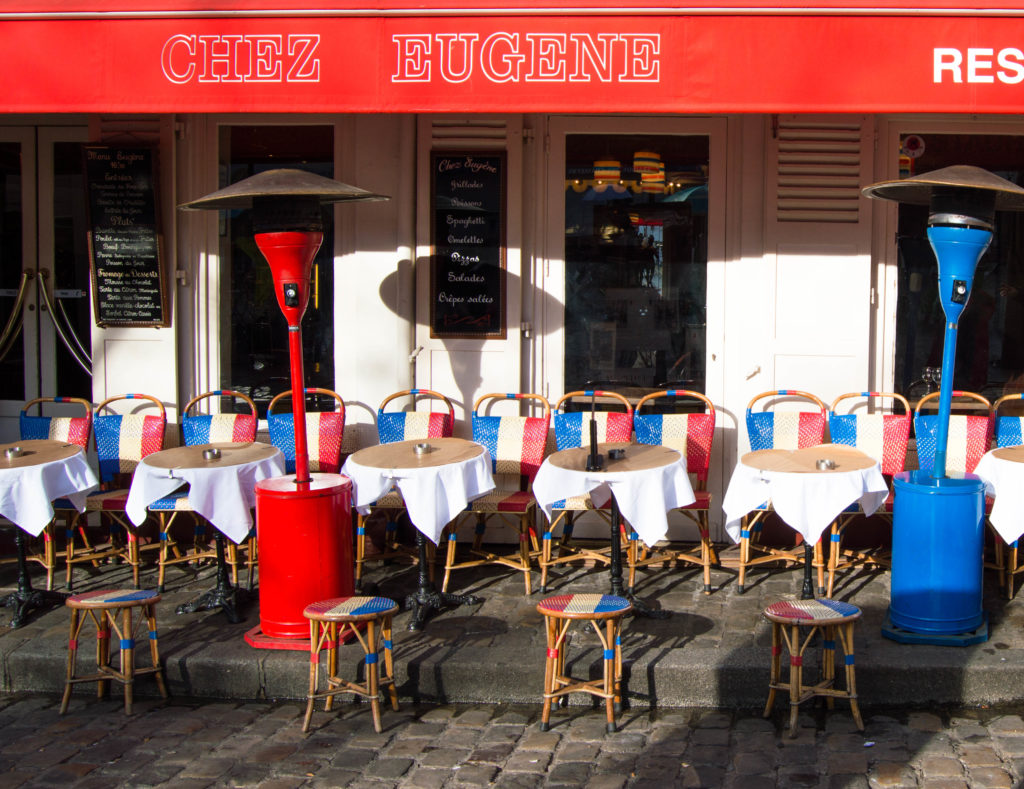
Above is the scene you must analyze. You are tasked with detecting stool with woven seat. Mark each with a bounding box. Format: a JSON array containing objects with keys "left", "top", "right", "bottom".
[
  {"left": 302, "top": 596, "right": 400, "bottom": 734},
  {"left": 60, "top": 589, "right": 168, "bottom": 715},
  {"left": 762, "top": 598, "right": 864, "bottom": 737},
  {"left": 536, "top": 593, "right": 631, "bottom": 734}
]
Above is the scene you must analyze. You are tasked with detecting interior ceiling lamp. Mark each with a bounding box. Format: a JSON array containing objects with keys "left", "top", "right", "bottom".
[
  {"left": 641, "top": 162, "right": 666, "bottom": 194},
  {"left": 633, "top": 151, "right": 662, "bottom": 174},
  {"left": 593, "top": 159, "right": 621, "bottom": 183}
]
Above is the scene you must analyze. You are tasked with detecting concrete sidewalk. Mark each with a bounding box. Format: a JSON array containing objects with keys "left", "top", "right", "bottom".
[{"left": 0, "top": 546, "right": 1023, "bottom": 713}]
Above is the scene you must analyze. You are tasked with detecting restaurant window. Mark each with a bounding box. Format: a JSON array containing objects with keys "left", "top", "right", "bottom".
[
  {"left": 564, "top": 134, "right": 709, "bottom": 403},
  {"left": 217, "top": 125, "right": 334, "bottom": 417},
  {"left": 894, "top": 134, "right": 1024, "bottom": 406}
]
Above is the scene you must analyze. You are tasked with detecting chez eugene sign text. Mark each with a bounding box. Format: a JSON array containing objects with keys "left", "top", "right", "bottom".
[
  {"left": 158, "top": 31, "right": 1024, "bottom": 90},
  {"left": 160, "top": 31, "right": 659, "bottom": 84}
]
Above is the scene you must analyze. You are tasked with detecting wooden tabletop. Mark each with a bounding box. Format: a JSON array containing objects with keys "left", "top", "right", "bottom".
[
  {"left": 350, "top": 437, "right": 483, "bottom": 470},
  {"left": 143, "top": 441, "right": 280, "bottom": 470},
  {"left": 546, "top": 442, "right": 681, "bottom": 474},
  {"left": 742, "top": 444, "right": 876, "bottom": 474},
  {"left": 0, "top": 439, "right": 81, "bottom": 470},
  {"left": 992, "top": 445, "right": 1024, "bottom": 464}
]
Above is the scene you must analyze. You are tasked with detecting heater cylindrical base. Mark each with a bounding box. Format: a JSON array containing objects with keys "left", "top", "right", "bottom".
[
  {"left": 888, "top": 470, "right": 985, "bottom": 637},
  {"left": 255, "top": 473, "right": 353, "bottom": 640}
]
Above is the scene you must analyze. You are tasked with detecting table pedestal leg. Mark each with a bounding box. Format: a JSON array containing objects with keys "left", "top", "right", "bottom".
[
  {"left": 2, "top": 530, "right": 67, "bottom": 628},
  {"left": 609, "top": 499, "right": 669, "bottom": 619},
  {"left": 176, "top": 534, "right": 240, "bottom": 623},
  {"left": 801, "top": 542, "right": 815, "bottom": 600},
  {"left": 404, "top": 532, "right": 482, "bottom": 631}
]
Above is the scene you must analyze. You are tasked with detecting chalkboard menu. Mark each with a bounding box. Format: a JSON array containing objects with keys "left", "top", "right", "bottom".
[
  {"left": 430, "top": 152, "right": 506, "bottom": 338},
  {"left": 83, "top": 145, "right": 169, "bottom": 327}
]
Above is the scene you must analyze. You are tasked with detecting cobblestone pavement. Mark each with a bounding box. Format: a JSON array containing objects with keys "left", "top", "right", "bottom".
[{"left": 3, "top": 691, "right": 1024, "bottom": 788}]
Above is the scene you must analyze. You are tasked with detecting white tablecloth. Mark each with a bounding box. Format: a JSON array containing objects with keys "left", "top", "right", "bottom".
[
  {"left": 531, "top": 443, "right": 695, "bottom": 548},
  {"left": 341, "top": 438, "right": 495, "bottom": 545},
  {"left": 974, "top": 447, "right": 1024, "bottom": 544},
  {"left": 721, "top": 450, "right": 888, "bottom": 545},
  {"left": 126, "top": 442, "right": 285, "bottom": 544},
  {"left": 0, "top": 440, "right": 98, "bottom": 536}
]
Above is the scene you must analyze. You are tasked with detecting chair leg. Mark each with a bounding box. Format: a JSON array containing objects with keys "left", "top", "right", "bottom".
[
  {"left": 354, "top": 514, "right": 366, "bottom": 591},
  {"left": 763, "top": 621, "right": 780, "bottom": 719},
  {"left": 61, "top": 609, "right": 81, "bottom": 714},
  {"left": 787, "top": 623, "right": 802, "bottom": 738},
  {"left": 120, "top": 606, "right": 135, "bottom": 714},
  {"left": 539, "top": 614, "right": 556, "bottom": 731},
  {"left": 382, "top": 614, "right": 399, "bottom": 712},
  {"left": 303, "top": 619, "right": 320, "bottom": 733},
  {"left": 145, "top": 603, "right": 168, "bottom": 700},
  {"left": 838, "top": 621, "right": 864, "bottom": 731},
  {"left": 366, "top": 618, "right": 383, "bottom": 734},
  {"left": 442, "top": 530, "right": 457, "bottom": 593}
]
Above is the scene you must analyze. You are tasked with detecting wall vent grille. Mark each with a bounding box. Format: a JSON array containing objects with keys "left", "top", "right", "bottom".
[{"left": 776, "top": 120, "right": 863, "bottom": 224}]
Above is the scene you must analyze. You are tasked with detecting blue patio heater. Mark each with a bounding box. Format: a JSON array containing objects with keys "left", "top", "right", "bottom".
[{"left": 863, "top": 166, "right": 1024, "bottom": 645}]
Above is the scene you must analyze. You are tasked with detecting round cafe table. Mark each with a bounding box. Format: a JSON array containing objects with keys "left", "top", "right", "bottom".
[
  {"left": 722, "top": 444, "right": 888, "bottom": 598},
  {"left": 126, "top": 441, "right": 284, "bottom": 622},
  {"left": 0, "top": 439, "right": 99, "bottom": 627},
  {"left": 341, "top": 437, "right": 495, "bottom": 631},
  {"left": 531, "top": 441, "right": 694, "bottom": 617}
]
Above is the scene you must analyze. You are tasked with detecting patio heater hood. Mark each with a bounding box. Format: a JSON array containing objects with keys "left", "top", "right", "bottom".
[{"left": 862, "top": 165, "right": 1024, "bottom": 646}]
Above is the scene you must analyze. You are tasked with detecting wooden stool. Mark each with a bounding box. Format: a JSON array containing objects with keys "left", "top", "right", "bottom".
[
  {"left": 763, "top": 598, "right": 864, "bottom": 737},
  {"left": 302, "top": 596, "right": 400, "bottom": 734},
  {"left": 61, "top": 589, "right": 168, "bottom": 715},
  {"left": 536, "top": 593, "right": 631, "bottom": 733}
]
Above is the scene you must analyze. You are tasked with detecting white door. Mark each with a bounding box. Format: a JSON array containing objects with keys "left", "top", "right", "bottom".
[
  {"left": 749, "top": 115, "right": 875, "bottom": 439},
  {"left": 541, "top": 115, "right": 728, "bottom": 536},
  {"left": 0, "top": 126, "right": 92, "bottom": 442},
  {"left": 414, "top": 116, "right": 524, "bottom": 432}
]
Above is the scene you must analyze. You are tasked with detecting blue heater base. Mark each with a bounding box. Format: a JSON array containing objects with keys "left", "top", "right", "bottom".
[
  {"left": 881, "top": 610, "right": 988, "bottom": 647},
  {"left": 888, "top": 471, "right": 988, "bottom": 647}
]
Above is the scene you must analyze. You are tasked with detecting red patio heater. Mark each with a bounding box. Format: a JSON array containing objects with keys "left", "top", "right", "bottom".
[{"left": 181, "top": 169, "right": 388, "bottom": 647}]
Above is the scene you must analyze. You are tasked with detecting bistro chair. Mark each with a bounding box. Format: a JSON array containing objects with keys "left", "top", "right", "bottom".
[
  {"left": 353, "top": 388, "right": 454, "bottom": 590},
  {"left": 732, "top": 390, "right": 828, "bottom": 594},
  {"left": 539, "top": 390, "right": 633, "bottom": 593},
  {"left": 150, "top": 390, "right": 259, "bottom": 592},
  {"left": 989, "top": 393, "right": 1024, "bottom": 596},
  {"left": 16, "top": 396, "right": 93, "bottom": 590},
  {"left": 825, "top": 392, "right": 911, "bottom": 597},
  {"left": 77, "top": 394, "right": 167, "bottom": 590},
  {"left": 267, "top": 388, "right": 346, "bottom": 475},
  {"left": 915, "top": 390, "right": 997, "bottom": 587},
  {"left": 442, "top": 393, "right": 551, "bottom": 595},
  {"left": 631, "top": 389, "right": 718, "bottom": 593}
]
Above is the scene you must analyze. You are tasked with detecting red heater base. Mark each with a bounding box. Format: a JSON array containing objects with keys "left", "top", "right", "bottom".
[{"left": 250, "top": 473, "right": 354, "bottom": 649}]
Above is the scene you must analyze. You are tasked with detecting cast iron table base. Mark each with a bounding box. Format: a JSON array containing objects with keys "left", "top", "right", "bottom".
[
  {"left": 176, "top": 533, "right": 241, "bottom": 623},
  {"left": 404, "top": 532, "right": 482, "bottom": 631},
  {"left": 3, "top": 530, "right": 67, "bottom": 628},
  {"left": 608, "top": 498, "right": 669, "bottom": 619}
]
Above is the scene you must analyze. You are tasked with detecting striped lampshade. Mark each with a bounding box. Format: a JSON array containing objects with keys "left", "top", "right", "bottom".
[{"left": 593, "top": 159, "right": 621, "bottom": 182}]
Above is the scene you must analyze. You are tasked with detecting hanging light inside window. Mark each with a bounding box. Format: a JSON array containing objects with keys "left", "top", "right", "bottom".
[
  {"left": 593, "top": 159, "right": 621, "bottom": 183},
  {"left": 641, "top": 161, "right": 666, "bottom": 194},
  {"left": 633, "top": 151, "right": 662, "bottom": 174}
]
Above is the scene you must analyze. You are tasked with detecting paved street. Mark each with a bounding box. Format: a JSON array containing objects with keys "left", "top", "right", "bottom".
[{"left": 2, "top": 690, "right": 1024, "bottom": 788}]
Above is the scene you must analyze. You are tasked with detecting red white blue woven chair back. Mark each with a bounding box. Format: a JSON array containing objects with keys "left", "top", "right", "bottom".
[
  {"left": 377, "top": 388, "right": 454, "bottom": 444},
  {"left": 471, "top": 393, "right": 551, "bottom": 480},
  {"left": 633, "top": 390, "right": 715, "bottom": 482},
  {"left": 181, "top": 390, "right": 258, "bottom": 446},
  {"left": 745, "top": 390, "right": 826, "bottom": 451},
  {"left": 19, "top": 396, "right": 91, "bottom": 449},
  {"left": 553, "top": 390, "right": 633, "bottom": 451},
  {"left": 828, "top": 392, "right": 911, "bottom": 476},
  {"left": 93, "top": 394, "right": 166, "bottom": 486},
  {"left": 268, "top": 388, "right": 345, "bottom": 474},
  {"left": 914, "top": 390, "right": 991, "bottom": 474},
  {"left": 992, "top": 393, "right": 1024, "bottom": 448}
]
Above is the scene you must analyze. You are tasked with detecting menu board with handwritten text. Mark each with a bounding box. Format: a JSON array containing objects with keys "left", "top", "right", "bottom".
[
  {"left": 430, "top": 152, "right": 506, "bottom": 338},
  {"left": 83, "top": 145, "right": 169, "bottom": 327}
]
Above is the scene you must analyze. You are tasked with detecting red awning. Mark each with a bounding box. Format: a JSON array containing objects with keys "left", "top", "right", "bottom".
[{"left": 3, "top": 3, "right": 1024, "bottom": 114}]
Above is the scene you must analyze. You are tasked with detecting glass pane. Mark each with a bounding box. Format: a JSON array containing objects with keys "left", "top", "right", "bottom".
[
  {"left": 894, "top": 134, "right": 1024, "bottom": 407},
  {"left": 0, "top": 142, "right": 25, "bottom": 401},
  {"left": 564, "top": 134, "right": 709, "bottom": 401},
  {"left": 52, "top": 141, "right": 91, "bottom": 399},
  {"left": 218, "top": 126, "right": 334, "bottom": 417}
]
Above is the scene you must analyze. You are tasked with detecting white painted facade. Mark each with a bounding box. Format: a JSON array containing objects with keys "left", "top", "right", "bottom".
[{"left": 4, "top": 111, "right": 1024, "bottom": 541}]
